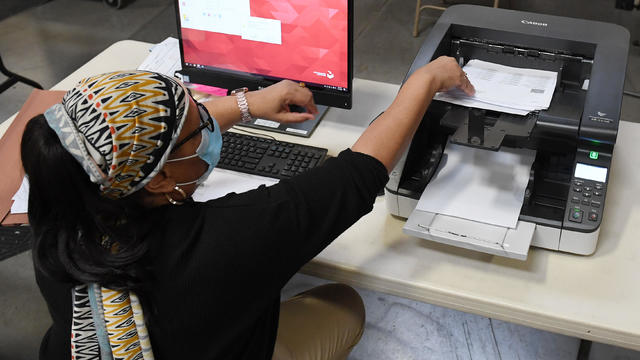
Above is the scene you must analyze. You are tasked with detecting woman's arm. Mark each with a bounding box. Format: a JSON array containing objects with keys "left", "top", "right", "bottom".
[
  {"left": 352, "top": 56, "right": 474, "bottom": 172},
  {"left": 202, "top": 80, "right": 318, "bottom": 132}
]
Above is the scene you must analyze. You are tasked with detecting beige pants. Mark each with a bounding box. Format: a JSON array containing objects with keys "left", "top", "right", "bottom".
[{"left": 272, "top": 284, "right": 366, "bottom": 360}]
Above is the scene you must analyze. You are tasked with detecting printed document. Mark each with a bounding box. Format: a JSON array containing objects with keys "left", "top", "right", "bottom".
[
  {"left": 138, "top": 37, "right": 181, "bottom": 77},
  {"left": 434, "top": 59, "right": 558, "bottom": 116},
  {"left": 415, "top": 143, "right": 536, "bottom": 229}
]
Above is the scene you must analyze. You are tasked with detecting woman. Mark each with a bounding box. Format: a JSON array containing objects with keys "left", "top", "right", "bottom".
[{"left": 22, "top": 56, "right": 473, "bottom": 359}]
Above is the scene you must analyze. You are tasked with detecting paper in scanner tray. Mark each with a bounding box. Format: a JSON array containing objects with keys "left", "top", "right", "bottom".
[{"left": 403, "top": 142, "right": 537, "bottom": 260}]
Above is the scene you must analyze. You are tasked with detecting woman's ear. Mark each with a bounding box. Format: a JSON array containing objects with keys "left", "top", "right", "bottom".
[{"left": 144, "top": 170, "right": 175, "bottom": 194}]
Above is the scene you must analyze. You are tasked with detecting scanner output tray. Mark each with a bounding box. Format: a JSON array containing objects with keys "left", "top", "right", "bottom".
[{"left": 403, "top": 209, "right": 535, "bottom": 260}]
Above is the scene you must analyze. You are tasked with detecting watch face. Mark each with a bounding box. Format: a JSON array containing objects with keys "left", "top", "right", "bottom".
[{"left": 231, "top": 87, "right": 249, "bottom": 95}]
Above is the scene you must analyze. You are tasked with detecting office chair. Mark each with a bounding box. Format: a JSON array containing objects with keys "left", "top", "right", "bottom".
[
  {"left": 0, "top": 55, "right": 43, "bottom": 94},
  {"left": 414, "top": 0, "right": 500, "bottom": 37}
]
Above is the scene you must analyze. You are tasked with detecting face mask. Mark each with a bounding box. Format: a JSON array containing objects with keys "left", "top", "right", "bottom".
[{"left": 166, "top": 109, "right": 222, "bottom": 186}]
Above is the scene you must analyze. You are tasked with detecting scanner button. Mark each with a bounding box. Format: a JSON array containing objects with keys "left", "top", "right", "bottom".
[
  {"left": 573, "top": 187, "right": 582, "bottom": 193},
  {"left": 569, "top": 208, "right": 583, "bottom": 223},
  {"left": 594, "top": 191, "right": 603, "bottom": 197},
  {"left": 591, "top": 201, "right": 601, "bottom": 208},
  {"left": 588, "top": 212, "right": 598, "bottom": 222},
  {"left": 583, "top": 192, "right": 591, "bottom": 198},
  {"left": 583, "top": 186, "right": 592, "bottom": 192},
  {"left": 571, "top": 196, "right": 580, "bottom": 204}
]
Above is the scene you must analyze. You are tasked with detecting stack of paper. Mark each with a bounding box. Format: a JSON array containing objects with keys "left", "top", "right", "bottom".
[
  {"left": 415, "top": 142, "right": 536, "bottom": 229},
  {"left": 137, "top": 37, "right": 182, "bottom": 77},
  {"left": 434, "top": 59, "right": 558, "bottom": 116}
]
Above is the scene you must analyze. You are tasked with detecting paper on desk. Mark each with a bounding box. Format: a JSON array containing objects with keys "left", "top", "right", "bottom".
[
  {"left": 10, "top": 169, "right": 278, "bottom": 213},
  {"left": 434, "top": 59, "right": 558, "bottom": 116},
  {"left": 10, "top": 177, "right": 29, "bottom": 214},
  {"left": 137, "top": 37, "right": 181, "bottom": 77},
  {"left": 415, "top": 142, "right": 536, "bottom": 229},
  {"left": 192, "top": 168, "right": 279, "bottom": 202}
]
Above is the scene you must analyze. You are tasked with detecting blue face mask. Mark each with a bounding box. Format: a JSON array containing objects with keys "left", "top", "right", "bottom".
[{"left": 166, "top": 102, "right": 222, "bottom": 186}]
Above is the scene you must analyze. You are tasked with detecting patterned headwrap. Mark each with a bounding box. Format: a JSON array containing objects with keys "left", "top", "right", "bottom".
[{"left": 44, "top": 70, "right": 189, "bottom": 199}]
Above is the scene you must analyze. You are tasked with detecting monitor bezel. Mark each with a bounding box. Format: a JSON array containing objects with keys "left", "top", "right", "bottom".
[{"left": 173, "top": 0, "right": 354, "bottom": 109}]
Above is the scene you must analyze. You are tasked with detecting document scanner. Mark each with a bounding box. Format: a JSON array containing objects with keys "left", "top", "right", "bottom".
[{"left": 385, "top": 5, "right": 629, "bottom": 259}]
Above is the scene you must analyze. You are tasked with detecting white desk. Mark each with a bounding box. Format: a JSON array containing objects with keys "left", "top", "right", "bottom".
[{"left": 3, "top": 40, "right": 640, "bottom": 351}]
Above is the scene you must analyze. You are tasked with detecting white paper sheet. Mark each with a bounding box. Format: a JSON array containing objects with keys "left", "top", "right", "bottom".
[
  {"left": 192, "top": 168, "right": 279, "bottom": 202},
  {"left": 10, "top": 176, "right": 29, "bottom": 214},
  {"left": 10, "top": 169, "right": 277, "bottom": 212},
  {"left": 137, "top": 37, "right": 181, "bottom": 77},
  {"left": 434, "top": 59, "right": 558, "bottom": 116},
  {"left": 415, "top": 143, "right": 536, "bottom": 229}
]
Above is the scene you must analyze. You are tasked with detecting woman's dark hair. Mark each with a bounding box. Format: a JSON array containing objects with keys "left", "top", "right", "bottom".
[{"left": 21, "top": 114, "right": 151, "bottom": 289}]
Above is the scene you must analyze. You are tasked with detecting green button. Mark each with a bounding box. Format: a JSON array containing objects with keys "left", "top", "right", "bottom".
[{"left": 589, "top": 151, "right": 599, "bottom": 160}]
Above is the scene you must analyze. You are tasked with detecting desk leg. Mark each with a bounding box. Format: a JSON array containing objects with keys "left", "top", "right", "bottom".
[{"left": 577, "top": 339, "right": 592, "bottom": 360}]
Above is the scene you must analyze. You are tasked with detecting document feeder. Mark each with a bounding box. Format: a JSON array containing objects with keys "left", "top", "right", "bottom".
[{"left": 385, "top": 5, "right": 629, "bottom": 258}]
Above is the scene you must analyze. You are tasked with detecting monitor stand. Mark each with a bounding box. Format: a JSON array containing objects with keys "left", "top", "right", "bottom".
[{"left": 235, "top": 104, "right": 329, "bottom": 138}]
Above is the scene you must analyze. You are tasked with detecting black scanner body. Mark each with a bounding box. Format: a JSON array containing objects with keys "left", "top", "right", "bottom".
[{"left": 385, "top": 5, "right": 629, "bottom": 251}]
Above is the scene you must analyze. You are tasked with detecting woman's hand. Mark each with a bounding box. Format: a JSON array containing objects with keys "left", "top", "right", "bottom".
[
  {"left": 247, "top": 80, "right": 319, "bottom": 123},
  {"left": 413, "top": 56, "right": 475, "bottom": 96}
]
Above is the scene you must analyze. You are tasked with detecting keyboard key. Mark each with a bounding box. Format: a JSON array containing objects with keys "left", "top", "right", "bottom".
[{"left": 242, "top": 157, "right": 259, "bottom": 164}]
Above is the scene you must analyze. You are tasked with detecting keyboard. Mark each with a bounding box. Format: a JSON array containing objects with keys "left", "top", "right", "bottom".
[
  {"left": 0, "top": 226, "right": 32, "bottom": 261},
  {"left": 219, "top": 131, "right": 328, "bottom": 179}
]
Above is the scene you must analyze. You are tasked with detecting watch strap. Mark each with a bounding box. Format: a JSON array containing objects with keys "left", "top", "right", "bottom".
[{"left": 232, "top": 88, "right": 253, "bottom": 124}]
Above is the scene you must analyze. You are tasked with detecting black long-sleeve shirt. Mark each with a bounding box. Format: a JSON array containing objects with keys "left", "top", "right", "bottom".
[{"left": 36, "top": 149, "right": 389, "bottom": 359}]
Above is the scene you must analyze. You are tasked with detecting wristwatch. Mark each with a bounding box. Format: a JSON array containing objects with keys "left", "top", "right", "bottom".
[{"left": 231, "top": 87, "right": 253, "bottom": 124}]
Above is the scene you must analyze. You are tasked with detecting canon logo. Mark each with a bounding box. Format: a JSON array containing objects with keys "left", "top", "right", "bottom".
[{"left": 521, "top": 20, "right": 548, "bottom": 27}]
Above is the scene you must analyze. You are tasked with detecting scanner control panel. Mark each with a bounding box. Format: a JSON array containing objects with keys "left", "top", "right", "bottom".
[{"left": 564, "top": 164, "right": 607, "bottom": 232}]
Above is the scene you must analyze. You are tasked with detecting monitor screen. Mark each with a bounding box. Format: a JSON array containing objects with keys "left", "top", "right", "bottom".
[{"left": 175, "top": 0, "right": 353, "bottom": 109}]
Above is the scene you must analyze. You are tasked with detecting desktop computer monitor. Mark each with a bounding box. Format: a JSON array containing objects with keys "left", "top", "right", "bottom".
[{"left": 174, "top": 0, "right": 353, "bottom": 110}]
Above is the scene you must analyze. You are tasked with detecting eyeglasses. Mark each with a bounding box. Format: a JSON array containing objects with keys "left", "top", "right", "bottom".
[{"left": 171, "top": 95, "right": 215, "bottom": 153}]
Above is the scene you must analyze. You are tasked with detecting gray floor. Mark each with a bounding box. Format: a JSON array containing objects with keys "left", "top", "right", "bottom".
[{"left": 1, "top": 0, "right": 640, "bottom": 359}]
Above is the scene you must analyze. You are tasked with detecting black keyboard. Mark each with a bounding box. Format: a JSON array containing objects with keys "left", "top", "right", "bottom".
[
  {"left": 0, "top": 226, "right": 32, "bottom": 261},
  {"left": 219, "top": 131, "right": 328, "bottom": 179}
]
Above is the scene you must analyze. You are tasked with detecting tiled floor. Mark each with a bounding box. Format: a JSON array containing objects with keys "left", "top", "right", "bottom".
[{"left": 1, "top": 0, "right": 640, "bottom": 359}]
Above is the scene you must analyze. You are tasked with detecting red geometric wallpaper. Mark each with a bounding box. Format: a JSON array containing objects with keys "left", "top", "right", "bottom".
[{"left": 181, "top": 0, "right": 349, "bottom": 88}]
